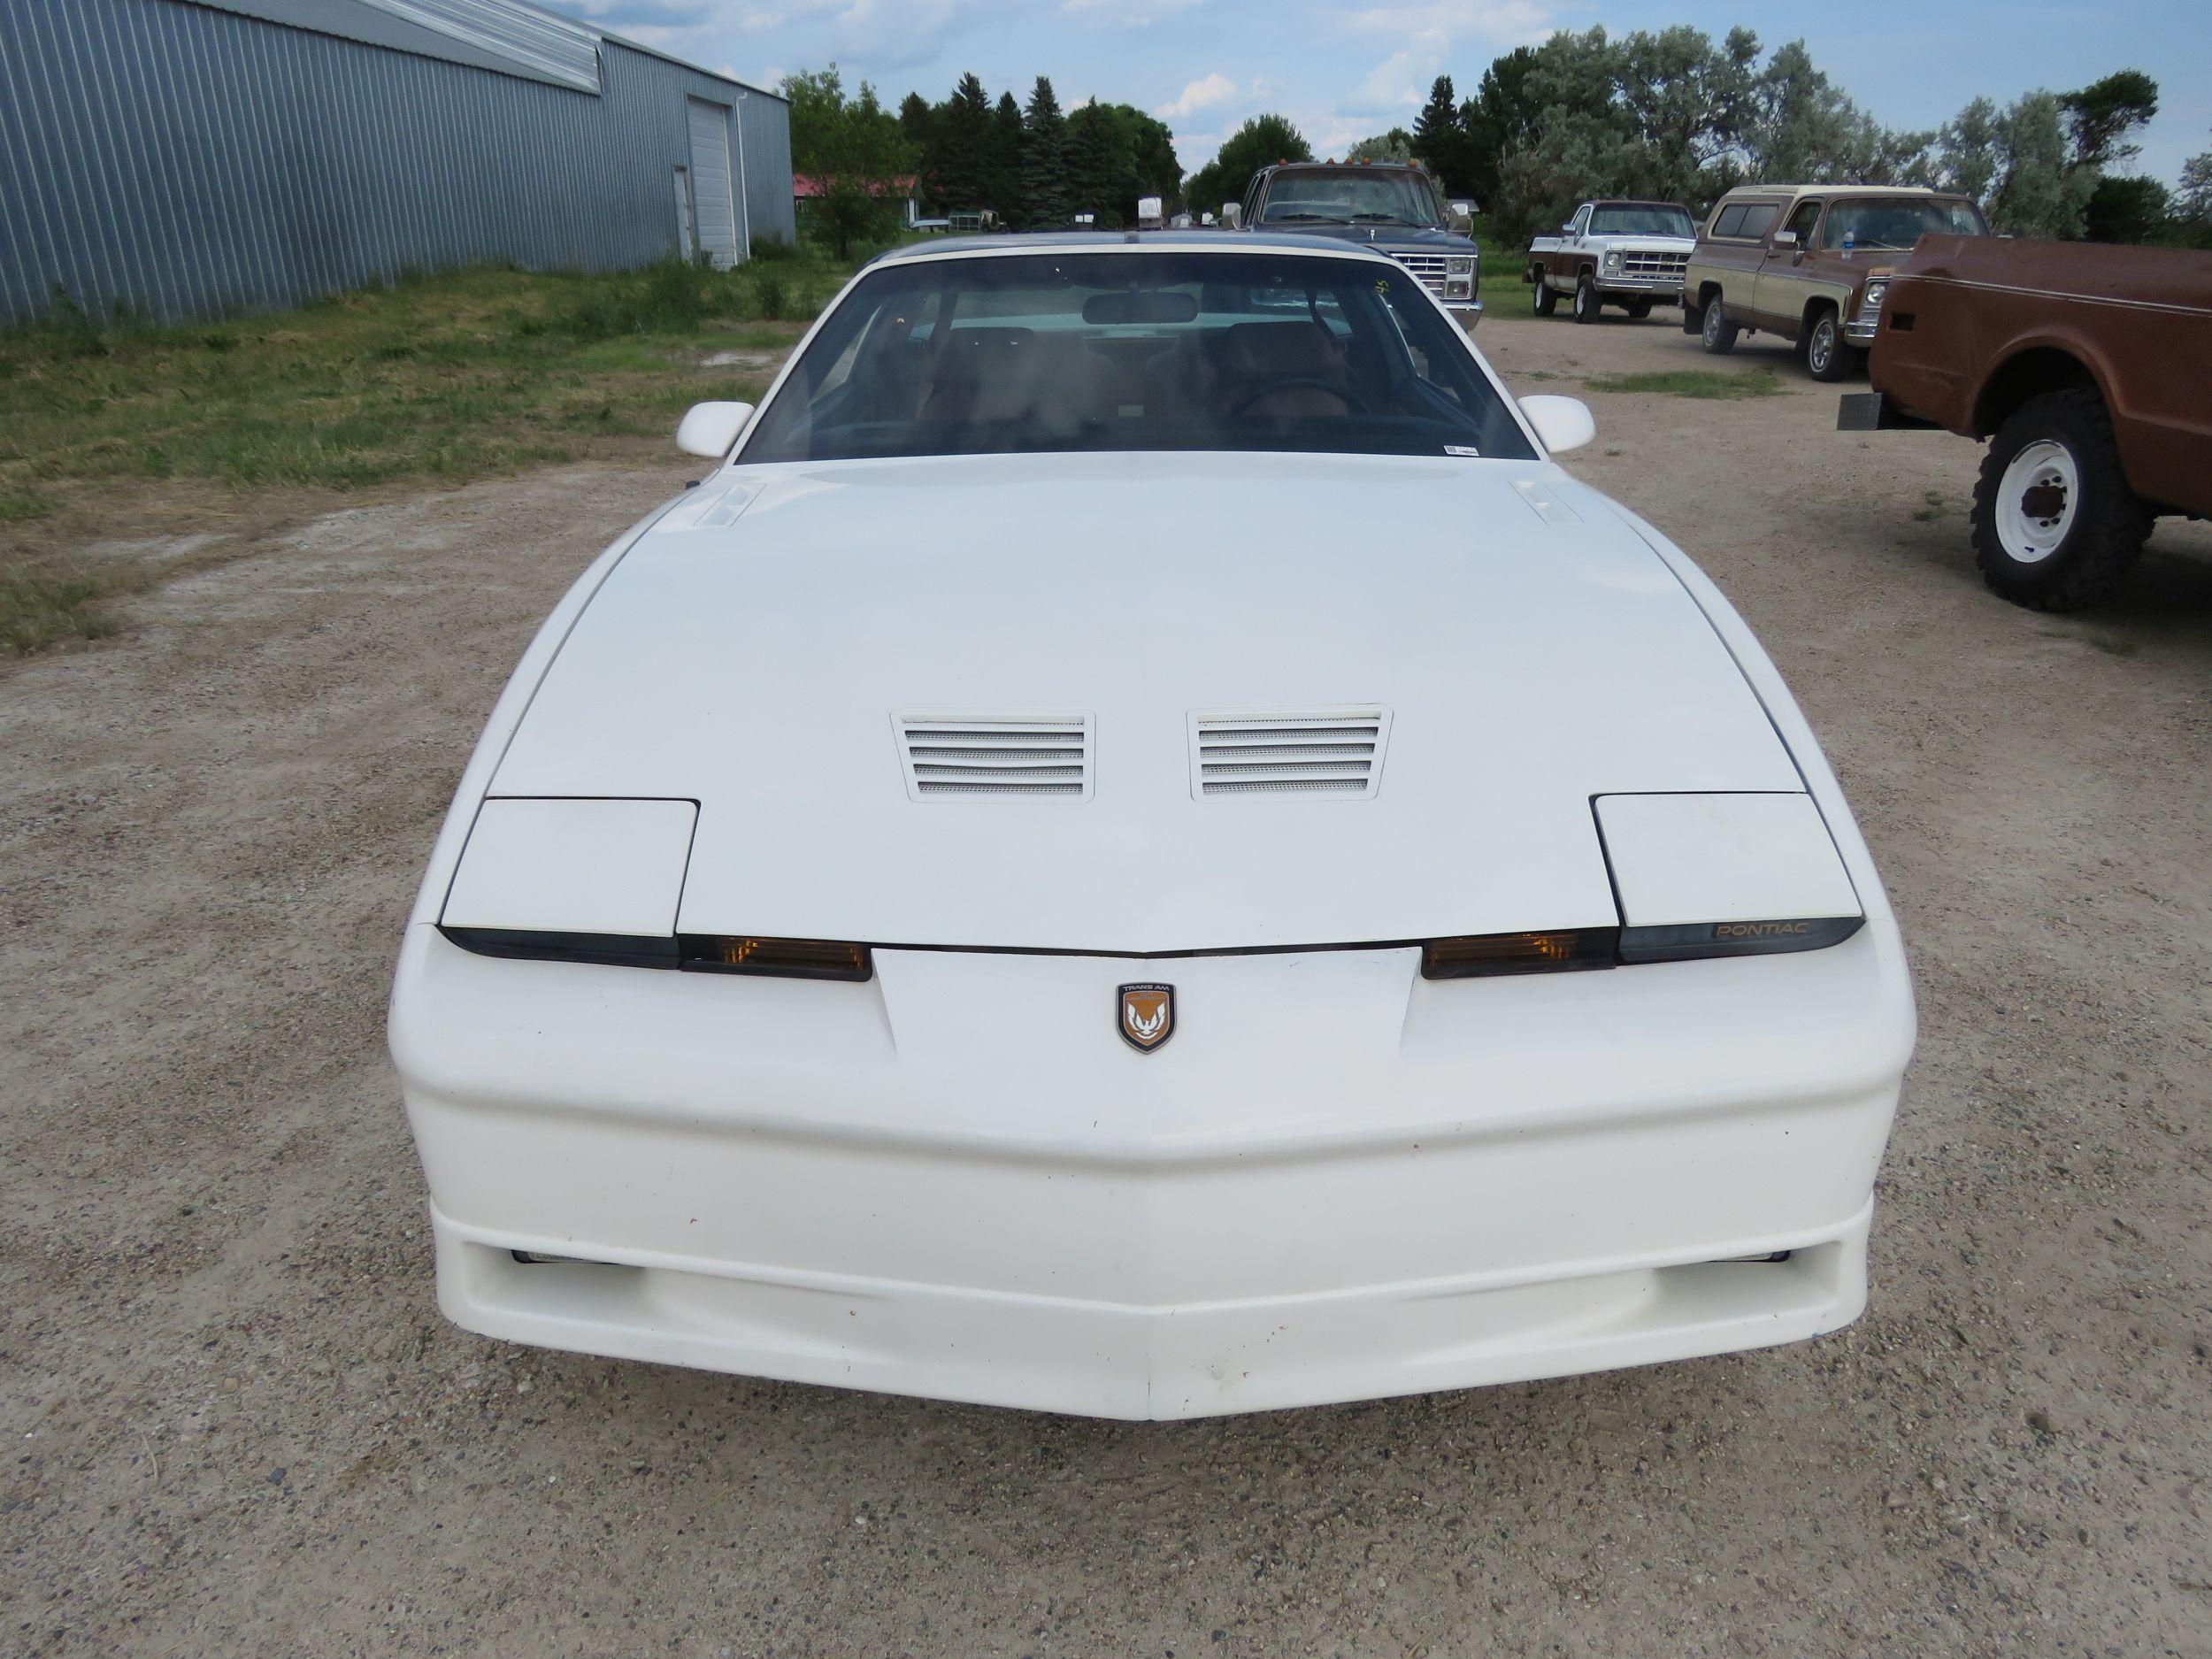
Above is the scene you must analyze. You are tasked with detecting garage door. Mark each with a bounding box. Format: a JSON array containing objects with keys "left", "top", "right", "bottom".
[{"left": 686, "top": 98, "right": 738, "bottom": 268}]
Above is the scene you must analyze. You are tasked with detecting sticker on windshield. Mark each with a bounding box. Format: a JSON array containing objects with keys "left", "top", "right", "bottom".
[{"left": 1444, "top": 445, "right": 1481, "bottom": 457}]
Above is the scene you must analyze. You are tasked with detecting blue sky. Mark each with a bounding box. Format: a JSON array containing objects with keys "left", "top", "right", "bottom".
[{"left": 564, "top": 0, "right": 2210, "bottom": 186}]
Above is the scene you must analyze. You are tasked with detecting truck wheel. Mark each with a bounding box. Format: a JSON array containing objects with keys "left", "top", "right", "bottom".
[
  {"left": 1804, "top": 310, "right": 1854, "bottom": 382},
  {"left": 1970, "top": 388, "right": 2152, "bottom": 611},
  {"left": 1624, "top": 297, "right": 1653, "bottom": 320},
  {"left": 1701, "top": 295, "right": 1739, "bottom": 354},
  {"left": 1572, "top": 273, "right": 1601, "bottom": 324},
  {"left": 1532, "top": 275, "right": 1557, "bottom": 316}
]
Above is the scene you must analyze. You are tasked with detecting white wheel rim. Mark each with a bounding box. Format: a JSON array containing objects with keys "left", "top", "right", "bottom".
[
  {"left": 1995, "top": 441, "right": 2079, "bottom": 565},
  {"left": 1810, "top": 323, "right": 1832, "bottom": 372},
  {"left": 1704, "top": 304, "right": 1720, "bottom": 342}
]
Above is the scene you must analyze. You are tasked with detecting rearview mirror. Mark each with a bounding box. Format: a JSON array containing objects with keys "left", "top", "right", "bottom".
[
  {"left": 1518, "top": 394, "right": 1596, "bottom": 455},
  {"left": 676, "top": 400, "right": 754, "bottom": 458},
  {"left": 1082, "top": 290, "right": 1200, "bottom": 326},
  {"left": 1448, "top": 200, "right": 1475, "bottom": 234},
  {"left": 1220, "top": 202, "right": 1242, "bottom": 230}
]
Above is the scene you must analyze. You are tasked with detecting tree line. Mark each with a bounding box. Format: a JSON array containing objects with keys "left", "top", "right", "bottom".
[
  {"left": 782, "top": 64, "right": 1182, "bottom": 252},
  {"left": 786, "top": 32, "right": 2210, "bottom": 256}
]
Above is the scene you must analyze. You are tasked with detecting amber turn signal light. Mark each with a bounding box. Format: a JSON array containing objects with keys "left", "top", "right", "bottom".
[
  {"left": 1421, "top": 927, "right": 1620, "bottom": 979},
  {"left": 680, "top": 934, "right": 874, "bottom": 981}
]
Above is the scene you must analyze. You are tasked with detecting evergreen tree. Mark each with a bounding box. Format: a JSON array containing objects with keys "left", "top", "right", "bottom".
[
  {"left": 898, "top": 91, "right": 936, "bottom": 208},
  {"left": 932, "top": 73, "right": 993, "bottom": 212},
  {"left": 1022, "top": 77, "right": 1071, "bottom": 228},
  {"left": 1412, "top": 76, "right": 1472, "bottom": 194},
  {"left": 989, "top": 90, "right": 1027, "bottom": 226}
]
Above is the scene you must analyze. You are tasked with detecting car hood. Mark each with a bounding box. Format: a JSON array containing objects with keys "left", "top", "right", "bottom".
[{"left": 490, "top": 451, "right": 1802, "bottom": 952}]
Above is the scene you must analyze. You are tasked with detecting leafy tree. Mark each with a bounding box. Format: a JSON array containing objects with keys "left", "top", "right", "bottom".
[
  {"left": 2179, "top": 134, "right": 2212, "bottom": 222},
  {"left": 1067, "top": 101, "right": 1121, "bottom": 225},
  {"left": 1747, "top": 39, "right": 1929, "bottom": 185},
  {"left": 1347, "top": 128, "right": 1416, "bottom": 164},
  {"left": 2062, "top": 70, "right": 2157, "bottom": 169},
  {"left": 989, "top": 90, "right": 1027, "bottom": 227},
  {"left": 1463, "top": 47, "right": 1541, "bottom": 210},
  {"left": 1185, "top": 113, "right": 1312, "bottom": 220},
  {"left": 2081, "top": 175, "right": 2170, "bottom": 243},
  {"left": 1985, "top": 91, "right": 2097, "bottom": 238},
  {"left": 781, "top": 65, "right": 915, "bottom": 257},
  {"left": 898, "top": 92, "right": 936, "bottom": 206},
  {"left": 1022, "top": 77, "right": 1071, "bottom": 229}
]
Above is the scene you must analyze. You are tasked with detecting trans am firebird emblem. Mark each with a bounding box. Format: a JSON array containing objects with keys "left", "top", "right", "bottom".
[{"left": 1118, "top": 984, "right": 1175, "bottom": 1053}]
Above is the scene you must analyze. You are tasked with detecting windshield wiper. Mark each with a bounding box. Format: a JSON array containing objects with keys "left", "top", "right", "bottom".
[
  {"left": 1270, "top": 211, "right": 1349, "bottom": 223},
  {"left": 1348, "top": 213, "right": 1417, "bottom": 225}
]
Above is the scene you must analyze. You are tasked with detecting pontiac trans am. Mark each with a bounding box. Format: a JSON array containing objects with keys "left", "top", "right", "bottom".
[{"left": 389, "top": 234, "right": 1916, "bottom": 1419}]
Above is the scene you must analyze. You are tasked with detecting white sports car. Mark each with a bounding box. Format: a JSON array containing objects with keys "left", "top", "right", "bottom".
[{"left": 390, "top": 234, "right": 1915, "bottom": 1420}]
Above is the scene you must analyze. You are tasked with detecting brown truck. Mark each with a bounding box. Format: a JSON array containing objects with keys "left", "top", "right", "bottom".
[{"left": 1839, "top": 235, "right": 2212, "bottom": 609}]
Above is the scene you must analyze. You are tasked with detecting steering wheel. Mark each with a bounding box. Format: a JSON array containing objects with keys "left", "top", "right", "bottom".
[{"left": 1223, "top": 377, "right": 1369, "bottom": 417}]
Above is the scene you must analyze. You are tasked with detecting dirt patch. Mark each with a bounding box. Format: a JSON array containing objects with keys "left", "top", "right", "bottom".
[{"left": 3, "top": 310, "right": 2209, "bottom": 1657}]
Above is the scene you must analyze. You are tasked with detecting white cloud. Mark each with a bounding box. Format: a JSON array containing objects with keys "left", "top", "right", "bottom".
[
  {"left": 1063, "top": 0, "right": 1198, "bottom": 17},
  {"left": 1340, "top": 0, "right": 1551, "bottom": 42},
  {"left": 1155, "top": 73, "right": 1239, "bottom": 121}
]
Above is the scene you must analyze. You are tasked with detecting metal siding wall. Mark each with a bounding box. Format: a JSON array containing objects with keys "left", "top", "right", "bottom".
[
  {"left": 0, "top": 0, "right": 794, "bottom": 323},
  {"left": 739, "top": 86, "right": 794, "bottom": 246}
]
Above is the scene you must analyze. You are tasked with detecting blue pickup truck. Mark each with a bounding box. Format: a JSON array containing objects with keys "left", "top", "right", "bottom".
[{"left": 1223, "top": 161, "right": 1482, "bottom": 327}]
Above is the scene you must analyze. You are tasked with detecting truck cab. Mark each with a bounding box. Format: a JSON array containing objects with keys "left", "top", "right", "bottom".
[{"left": 1224, "top": 161, "right": 1482, "bottom": 327}]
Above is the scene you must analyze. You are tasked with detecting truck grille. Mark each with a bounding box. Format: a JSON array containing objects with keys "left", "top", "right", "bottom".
[
  {"left": 1389, "top": 252, "right": 1450, "bottom": 296},
  {"left": 1622, "top": 250, "right": 1688, "bottom": 280}
]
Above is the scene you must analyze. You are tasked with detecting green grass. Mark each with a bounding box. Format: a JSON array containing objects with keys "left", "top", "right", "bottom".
[
  {"left": 1580, "top": 369, "right": 1786, "bottom": 400},
  {"left": 0, "top": 250, "right": 871, "bottom": 655},
  {"left": 0, "top": 564, "right": 141, "bottom": 654}
]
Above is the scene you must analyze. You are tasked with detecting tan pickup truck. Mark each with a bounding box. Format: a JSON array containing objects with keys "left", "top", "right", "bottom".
[
  {"left": 1838, "top": 236, "right": 2212, "bottom": 610},
  {"left": 1682, "top": 185, "right": 1986, "bottom": 380}
]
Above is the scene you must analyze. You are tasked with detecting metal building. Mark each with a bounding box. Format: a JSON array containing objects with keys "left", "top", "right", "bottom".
[{"left": 0, "top": 0, "right": 795, "bottom": 324}]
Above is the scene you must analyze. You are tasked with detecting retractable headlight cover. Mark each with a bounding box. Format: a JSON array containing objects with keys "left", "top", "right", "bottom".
[
  {"left": 438, "top": 798, "right": 874, "bottom": 980},
  {"left": 1594, "top": 792, "right": 1863, "bottom": 964}
]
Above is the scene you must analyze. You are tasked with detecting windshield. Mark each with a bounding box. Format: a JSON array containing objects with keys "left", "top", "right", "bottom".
[
  {"left": 738, "top": 252, "right": 1535, "bottom": 465},
  {"left": 1257, "top": 169, "right": 1442, "bottom": 227},
  {"left": 1822, "top": 197, "right": 1988, "bottom": 250},
  {"left": 1588, "top": 204, "right": 1694, "bottom": 237}
]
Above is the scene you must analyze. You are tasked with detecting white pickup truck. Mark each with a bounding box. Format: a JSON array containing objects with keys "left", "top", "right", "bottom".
[{"left": 1525, "top": 200, "right": 1699, "bottom": 323}]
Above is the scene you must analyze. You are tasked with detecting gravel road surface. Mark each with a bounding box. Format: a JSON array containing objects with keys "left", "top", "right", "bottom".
[{"left": 4, "top": 308, "right": 2209, "bottom": 1657}]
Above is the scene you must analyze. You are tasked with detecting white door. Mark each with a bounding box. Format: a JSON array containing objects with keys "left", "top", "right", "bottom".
[{"left": 686, "top": 99, "right": 739, "bottom": 268}]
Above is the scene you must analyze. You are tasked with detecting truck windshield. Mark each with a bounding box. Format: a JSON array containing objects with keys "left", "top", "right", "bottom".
[
  {"left": 1822, "top": 198, "right": 1987, "bottom": 250},
  {"left": 1587, "top": 204, "right": 1695, "bottom": 237},
  {"left": 1258, "top": 170, "right": 1442, "bottom": 227},
  {"left": 738, "top": 251, "right": 1534, "bottom": 465}
]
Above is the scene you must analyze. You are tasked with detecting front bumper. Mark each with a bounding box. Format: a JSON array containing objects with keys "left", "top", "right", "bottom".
[
  {"left": 1844, "top": 315, "right": 1880, "bottom": 344},
  {"left": 392, "top": 923, "right": 1910, "bottom": 1418},
  {"left": 1595, "top": 273, "right": 1685, "bottom": 296},
  {"left": 1444, "top": 298, "right": 1483, "bottom": 329}
]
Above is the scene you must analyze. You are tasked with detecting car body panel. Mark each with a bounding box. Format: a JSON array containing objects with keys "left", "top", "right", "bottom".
[
  {"left": 1686, "top": 185, "right": 1985, "bottom": 346},
  {"left": 1863, "top": 235, "right": 2212, "bottom": 516},
  {"left": 485, "top": 452, "right": 1803, "bottom": 953},
  {"left": 390, "top": 237, "right": 1916, "bottom": 1418}
]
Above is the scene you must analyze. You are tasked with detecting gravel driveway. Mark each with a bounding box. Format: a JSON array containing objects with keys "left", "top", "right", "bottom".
[{"left": 4, "top": 306, "right": 2208, "bottom": 1658}]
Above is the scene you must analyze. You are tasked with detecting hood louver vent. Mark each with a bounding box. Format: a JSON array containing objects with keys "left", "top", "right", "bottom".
[
  {"left": 895, "top": 714, "right": 1094, "bottom": 800},
  {"left": 1190, "top": 709, "right": 1392, "bottom": 798}
]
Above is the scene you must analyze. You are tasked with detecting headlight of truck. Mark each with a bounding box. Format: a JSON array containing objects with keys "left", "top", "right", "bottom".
[
  {"left": 1445, "top": 256, "right": 1474, "bottom": 277},
  {"left": 1603, "top": 250, "right": 1624, "bottom": 273},
  {"left": 1859, "top": 279, "right": 1888, "bottom": 316}
]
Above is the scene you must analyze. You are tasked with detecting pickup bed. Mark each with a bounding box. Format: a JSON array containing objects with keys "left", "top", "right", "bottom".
[
  {"left": 1839, "top": 235, "right": 2212, "bottom": 610},
  {"left": 1525, "top": 201, "right": 1697, "bottom": 323}
]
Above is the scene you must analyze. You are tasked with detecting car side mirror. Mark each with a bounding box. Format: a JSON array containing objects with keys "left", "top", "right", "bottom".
[
  {"left": 1561, "top": 220, "right": 1576, "bottom": 235},
  {"left": 676, "top": 400, "right": 754, "bottom": 458},
  {"left": 1772, "top": 228, "right": 1798, "bottom": 249},
  {"left": 1448, "top": 200, "right": 1475, "bottom": 234},
  {"left": 1519, "top": 394, "right": 1595, "bottom": 455},
  {"left": 1221, "top": 202, "right": 1242, "bottom": 230}
]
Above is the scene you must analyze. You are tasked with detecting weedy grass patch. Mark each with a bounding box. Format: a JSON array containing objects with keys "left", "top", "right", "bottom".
[
  {"left": 1581, "top": 369, "right": 1786, "bottom": 400},
  {"left": 0, "top": 253, "right": 859, "bottom": 654}
]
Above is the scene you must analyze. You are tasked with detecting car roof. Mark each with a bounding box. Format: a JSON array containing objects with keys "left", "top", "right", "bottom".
[
  {"left": 1267, "top": 159, "right": 1430, "bottom": 173},
  {"left": 869, "top": 231, "right": 1402, "bottom": 265},
  {"left": 1716, "top": 183, "right": 1968, "bottom": 201}
]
